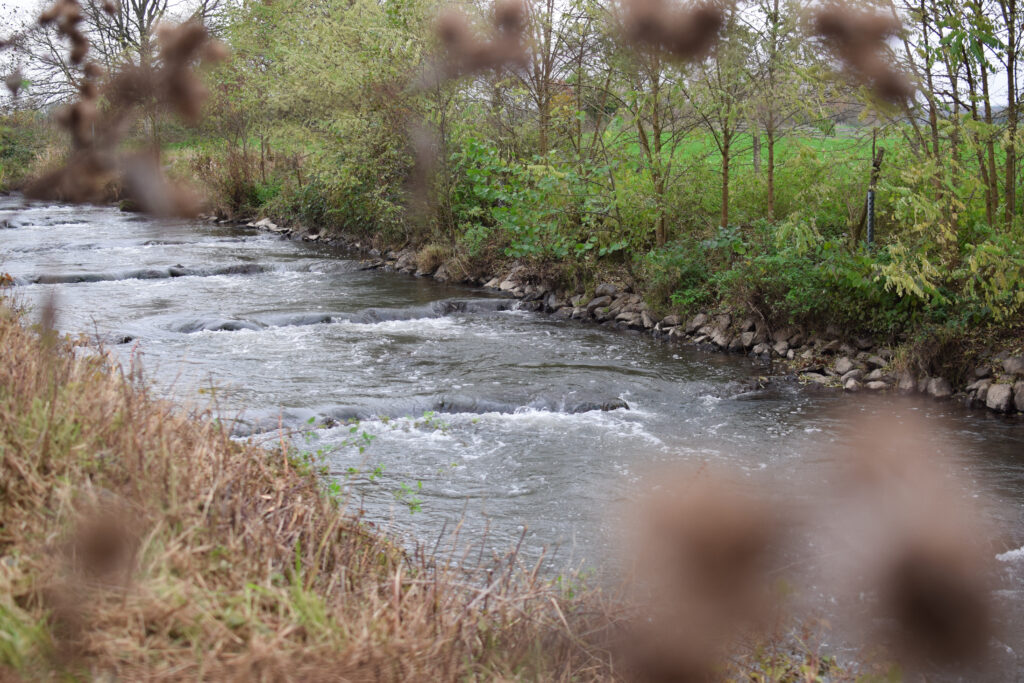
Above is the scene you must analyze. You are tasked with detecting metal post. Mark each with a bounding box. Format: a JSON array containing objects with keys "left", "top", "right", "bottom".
[{"left": 867, "top": 189, "right": 875, "bottom": 245}]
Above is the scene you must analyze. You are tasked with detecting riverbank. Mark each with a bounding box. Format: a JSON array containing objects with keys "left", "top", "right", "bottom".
[
  {"left": 229, "top": 214, "right": 1024, "bottom": 420},
  {"left": 0, "top": 294, "right": 616, "bottom": 679}
]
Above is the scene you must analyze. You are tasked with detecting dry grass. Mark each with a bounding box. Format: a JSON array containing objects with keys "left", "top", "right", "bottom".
[
  {"left": 0, "top": 297, "right": 616, "bottom": 681},
  {"left": 415, "top": 244, "right": 452, "bottom": 275}
]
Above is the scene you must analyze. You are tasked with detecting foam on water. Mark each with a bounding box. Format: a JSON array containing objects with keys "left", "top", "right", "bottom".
[{"left": 997, "top": 546, "right": 1024, "bottom": 562}]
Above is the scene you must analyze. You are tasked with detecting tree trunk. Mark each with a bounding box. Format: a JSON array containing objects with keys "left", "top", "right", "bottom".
[
  {"left": 721, "top": 137, "right": 730, "bottom": 228},
  {"left": 766, "top": 128, "right": 775, "bottom": 220},
  {"left": 538, "top": 96, "right": 550, "bottom": 156},
  {"left": 1006, "top": 0, "right": 1018, "bottom": 226},
  {"left": 965, "top": 56, "right": 996, "bottom": 226},
  {"left": 752, "top": 124, "right": 761, "bottom": 175}
]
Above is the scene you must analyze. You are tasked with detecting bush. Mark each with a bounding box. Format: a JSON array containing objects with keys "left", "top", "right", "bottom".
[{"left": 0, "top": 113, "right": 53, "bottom": 190}]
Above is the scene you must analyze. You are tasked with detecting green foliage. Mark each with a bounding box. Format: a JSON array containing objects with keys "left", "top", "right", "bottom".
[
  {"left": 0, "top": 113, "right": 51, "bottom": 189},
  {"left": 451, "top": 140, "right": 620, "bottom": 261}
]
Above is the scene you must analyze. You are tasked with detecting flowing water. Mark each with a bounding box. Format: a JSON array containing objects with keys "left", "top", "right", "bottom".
[{"left": 3, "top": 195, "right": 1024, "bottom": 672}]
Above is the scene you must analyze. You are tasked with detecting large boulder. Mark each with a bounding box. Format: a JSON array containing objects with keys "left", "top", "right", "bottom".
[
  {"left": 968, "top": 378, "right": 993, "bottom": 404},
  {"left": 1003, "top": 356, "right": 1024, "bottom": 376},
  {"left": 585, "top": 296, "right": 612, "bottom": 314},
  {"left": 662, "top": 314, "right": 682, "bottom": 327},
  {"left": 834, "top": 357, "right": 855, "bottom": 375},
  {"left": 986, "top": 383, "right": 1014, "bottom": 413},
  {"left": 865, "top": 355, "right": 888, "bottom": 370},
  {"left": 594, "top": 283, "right": 618, "bottom": 298},
  {"left": 616, "top": 311, "right": 644, "bottom": 328},
  {"left": 685, "top": 313, "right": 709, "bottom": 335},
  {"left": 1015, "top": 380, "right": 1024, "bottom": 412},
  {"left": 865, "top": 368, "right": 891, "bottom": 382},
  {"left": 841, "top": 368, "right": 864, "bottom": 383},
  {"left": 926, "top": 377, "right": 953, "bottom": 399},
  {"left": 544, "top": 292, "right": 563, "bottom": 312},
  {"left": 819, "top": 340, "right": 842, "bottom": 355},
  {"left": 710, "top": 327, "right": 731, "bottom": 348},
  {"left": 854, "top": 336, "right": 874, "bottom": 351},
  {"left": 897, "top": 372, "right": 917, "bottom": 393},
  {"left": 395, "top": 251, "right": 417, "bottom": 272}
]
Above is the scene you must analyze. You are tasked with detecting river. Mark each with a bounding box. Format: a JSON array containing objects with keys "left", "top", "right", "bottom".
[{"left": 2, "top": 194, "right": 1023, "bottom": 673}]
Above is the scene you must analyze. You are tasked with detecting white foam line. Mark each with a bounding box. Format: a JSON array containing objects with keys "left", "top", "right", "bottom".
[{"left": 996, "top": 546, "right": 1024, "bottom": 562}]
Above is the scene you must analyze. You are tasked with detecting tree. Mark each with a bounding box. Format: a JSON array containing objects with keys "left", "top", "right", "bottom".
[{"left": 688, "top": 4, "right": 754, "bottom": 228}]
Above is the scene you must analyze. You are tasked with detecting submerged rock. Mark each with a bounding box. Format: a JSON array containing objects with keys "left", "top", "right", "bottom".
[{"left": 572, "top": 399, "right": 629, "bottom": 413}]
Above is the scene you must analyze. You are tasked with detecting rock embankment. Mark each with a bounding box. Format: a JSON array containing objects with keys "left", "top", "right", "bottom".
[{"left": 229, "top": 216, "right": 1024, "bottom": 418}]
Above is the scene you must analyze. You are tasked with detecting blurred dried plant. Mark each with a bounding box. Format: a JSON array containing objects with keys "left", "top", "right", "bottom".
[
  {"left": 23, "top": 0, "right": 225, "bottom": 217},
  {"left": 619, "top": 467, "right": 789, "bottom": 681},
  {"left": 811, "top": 2, "right": 913, "bottom": 101},
  {"left": 4, "top": 68, "right": 24, "bottom": 98},
  {"left": 619, "top": 0, "right": 724, "bottom": 61},
  {"left": 431, "top": 0, "right": 529, "bottom": 84},
  {"left": 819, "top": 412, "right": 997, "bottom": 669}
]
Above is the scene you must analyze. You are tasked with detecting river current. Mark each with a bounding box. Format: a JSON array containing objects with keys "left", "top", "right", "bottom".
[{"left": 3, "top": 195, "right": 1024, "bottom": 673}]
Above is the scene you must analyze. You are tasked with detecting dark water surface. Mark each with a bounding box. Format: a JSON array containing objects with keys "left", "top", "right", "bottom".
[{"left": 3, "top": 196, "right": 1023, "bottom": 672}]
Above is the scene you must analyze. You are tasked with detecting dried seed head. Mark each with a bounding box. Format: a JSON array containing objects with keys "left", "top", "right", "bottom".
[
  {"left": 880, "top": 537, "right": 992, "bottom": 665},
  {"left": 493, "top": 0, "right": 526, "bottom": 34},
  {"left": 83, "top": 60, "right": 104, "bottom": 79},
  {"left": 431, "top": 1, "right": 528, "bottom": 83},
  {"left": 818, "top": 412, "right": 999, "bottom": 670},
  {"left": 437, "top": 9, "right": 471, "bottom": 48},
  {"left": 201, "top": 40, "right": 230, "bottom": 63},
  {"left": 811, "top": 3, "right": 912, "bottom": 101},
  {"left": 5, "top": 69, "right": 23, "bottom": 98},
  {"left": 621, "top": 0, "right": 723, "bottom": 61},
  {"left": 157, "top": 21, "right": 208, "bottom": 63},
  {"left": 619, "top": 467, "right": 788, "bottom": 681},
  {"left": 39, "top": 4, "right": 60, "bottom": 24},
  {"left": 69, "top": 32, "right": 89, "bottom": 63}
]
